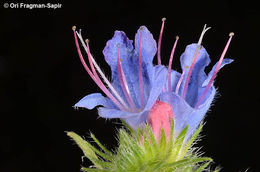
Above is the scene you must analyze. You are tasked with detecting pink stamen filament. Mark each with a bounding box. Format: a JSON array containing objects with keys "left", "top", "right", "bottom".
[
  {"left": 85, "top": 40, "right": 98, "bottom": 78},
  {"left": 195, "top": 32, "right": 234, "bottom": 109},
  {"left": 139, "top": 27, "right": 144, "bottom": 108},
  {"left": 167, "top": 36, "right": 179, "bottom": 92},
  {"left": 117, "top": 44, "right": 136, "bottom": 110},
  {"left": 75, "top": 31, "right": 129, "bottom": 110},
  {"left": 175, "top": 66, "right": 188, "bottom": 94},
  {"left": 157, "top": 18, "right": 166, "bottom": 65},
  {"left": 182, "top": 48, "right": 202, "bottom": 99},
  {"left": 73, "top": 27, "right": 96, "bottom": 82},
  {"left": 72, "top": 26, "right": 125, "bottom": 111}
]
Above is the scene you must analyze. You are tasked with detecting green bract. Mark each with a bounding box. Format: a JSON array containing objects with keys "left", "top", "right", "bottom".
[{"left": 67, "top": 120, "right": 219, "bottom": 172}]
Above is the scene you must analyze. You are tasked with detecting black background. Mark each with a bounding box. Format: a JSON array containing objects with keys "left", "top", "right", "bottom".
[{"left": 1, "top": 0, "right": 259, "bottom": 171}]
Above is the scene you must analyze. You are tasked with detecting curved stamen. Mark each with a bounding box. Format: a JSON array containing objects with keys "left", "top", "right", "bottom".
[
  {"left": 182, "top": 24, "right": 210, "bottom": 99},
  {"left": 195, "top": 32, "right": 234, "bottom": 109},
  {"left": 117, "top": 44, "right": 137, "bottom": 110},
  {"left": 72, "top": 26, "right": 96, "bottom": 82},
  {"left": 85, "top": 39, "right": 98, "bottom": 77},
  {"left": 175, "top": 66, "right": 188, "bottom": 95},
  {"left": 72, "top": 26, "right": 125, "bottom": 111},
  {"left": 139, "top": 27, "right": 144, "bottom": 108},
  {"left": 182, "top": 48, "right": 202, "bottom": 99},
  {"left": 157, "top": 17, "right": 166, "bottom": 65},
  {"left": 168, "top": 36, "right": 179, "bottom": 92},
  {"left": 75, "top": 31, "right": 129, "bottom": 110}
]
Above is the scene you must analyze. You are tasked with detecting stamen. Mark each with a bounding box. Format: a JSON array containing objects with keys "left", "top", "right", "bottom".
[
  {"left": 139, "top": 27, "right": 144, "bottom": 108},
  {"left": 76, "top": 32, "right": 129, "bottom": 109},
  {"left": 88, "top": 42, "right": 129, "bottom": 109},
  {"left": 157, "top": 17, "right": 166, "bottom": 65},
  {"left": 72, "top": 26, "right": 125, "bottom": 111},
  {"left": 182, "top": 47, "right": 202, "bottom": 99},
  {"left": 182, "top": 25, "right": 210, "bottom": 99},
  {"left": 175, "top": 66, "right": 188, "bottom": 95},
  {"left": 72, "top": 26, "right": 96, "bottom": 81},
  {"left": 195, "top": 32, "right": 234, "bottom": 109},
  {"left": 168, "top": 36, "right": 179, "bottom": 92},
  {"left": 75, "top": 31, "right": 129, "bottom": 110},
  {"left": 117, "top": 44, "right": 136, "bottom": 110},
  {"left": 85, "top": 39, "right": 98, "bottom": 77}
]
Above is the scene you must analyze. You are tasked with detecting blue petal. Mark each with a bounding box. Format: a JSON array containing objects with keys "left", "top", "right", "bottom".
[
  {"left": 134, "top": 26, "right": 157, "bottom": 63},
  {"left": 102, "top": 31, "right": 139, "bottom": 106},
  {"left": 103, "top": 31, "right": 133, "bottom": 68},
  {"left": 123, "top": 111, "right": 149, "bottom": 129},
  {"left": 74, "top": 93, "right": 115, "bottom": 109},
  {"left": 98, "top": 107, "right": 140, "bottom": 118},
  {"left": 98, "top": 107, "right": 149, "bottom": 129},
  {"left": 144, "top": 65, "right": 168, "bottom": 111},
  {"left": 202, "top": 58, "right": 234, "bottom": 87},
  {"left": 108, "top": 53, "right": 154, "bottom": 108},
  {"left": 179, "top": 44, "right": 211, "bottom": 107},
  {"left": 102, "top": 27, "right": 157, "bottom": 108},
  {"left": 164, "top": 70, "right": 181, "bottom": 93}
]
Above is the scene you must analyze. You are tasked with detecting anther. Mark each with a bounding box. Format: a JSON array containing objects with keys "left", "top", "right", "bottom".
[
  {"left": 229, "top": 32, "right": 234, "bottom": 37},
  {"left": 162, "top": 17, "right": 166, "bottom": 21},
  {"left": 85, "top": 39, "right": 89, "bottom": 43},
  {"left": 72, "top": 26, "right": 76, "bottom": 31}
]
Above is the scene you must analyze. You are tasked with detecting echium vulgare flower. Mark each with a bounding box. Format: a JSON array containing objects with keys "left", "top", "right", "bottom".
[
  {"left": 72, "top": 19, "right": 234, "bottom": 139},
  {"left": 69, "top": 19, "right": 234, "bottom": 171},
  {"left": 72, "top": 25, "right": 168, "bottom": 129}
]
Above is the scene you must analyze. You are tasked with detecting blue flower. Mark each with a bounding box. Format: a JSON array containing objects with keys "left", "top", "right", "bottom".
[
  {"left": 72, "top": 26, "right": 168, "bottom": 129},
  {"left": 159, "top": 26, "right": 234, "bottom": 138}
]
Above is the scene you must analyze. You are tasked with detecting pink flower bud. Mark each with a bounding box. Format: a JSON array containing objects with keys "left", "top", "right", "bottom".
[{"left": 148, "top": 101, "right": 173, "bottom": 142}]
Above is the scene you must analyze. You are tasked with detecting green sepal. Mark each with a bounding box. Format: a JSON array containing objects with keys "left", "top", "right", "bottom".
[
  {"left": 145, "top": 124, "right": 158, "bottom": 153},
  {"left": 90, "top": 133, "right": 113, "bottom": 160},
  {"left": 170, "top": 125, "right": 189, "bottom": 161},
  {"left": 162, "top": 157, "right": 212, "bottom": 170},
  {"left": 159, "top": 128, "right": 167, "bottom": 153},
  {"left": 81, "top": 167, "right": 110, "bottom": 172},
  {"left": 66, "top": 132, "right": 103, "bottom": 169},
  {"left": 194, "top": 161, "right": 211, "bottom": 172},
  {"left": 179, "top": 124, "right": 203, "bottom": 159},
  {"left": 68, "top": 119, "right": 215, "bottom": 171}
]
